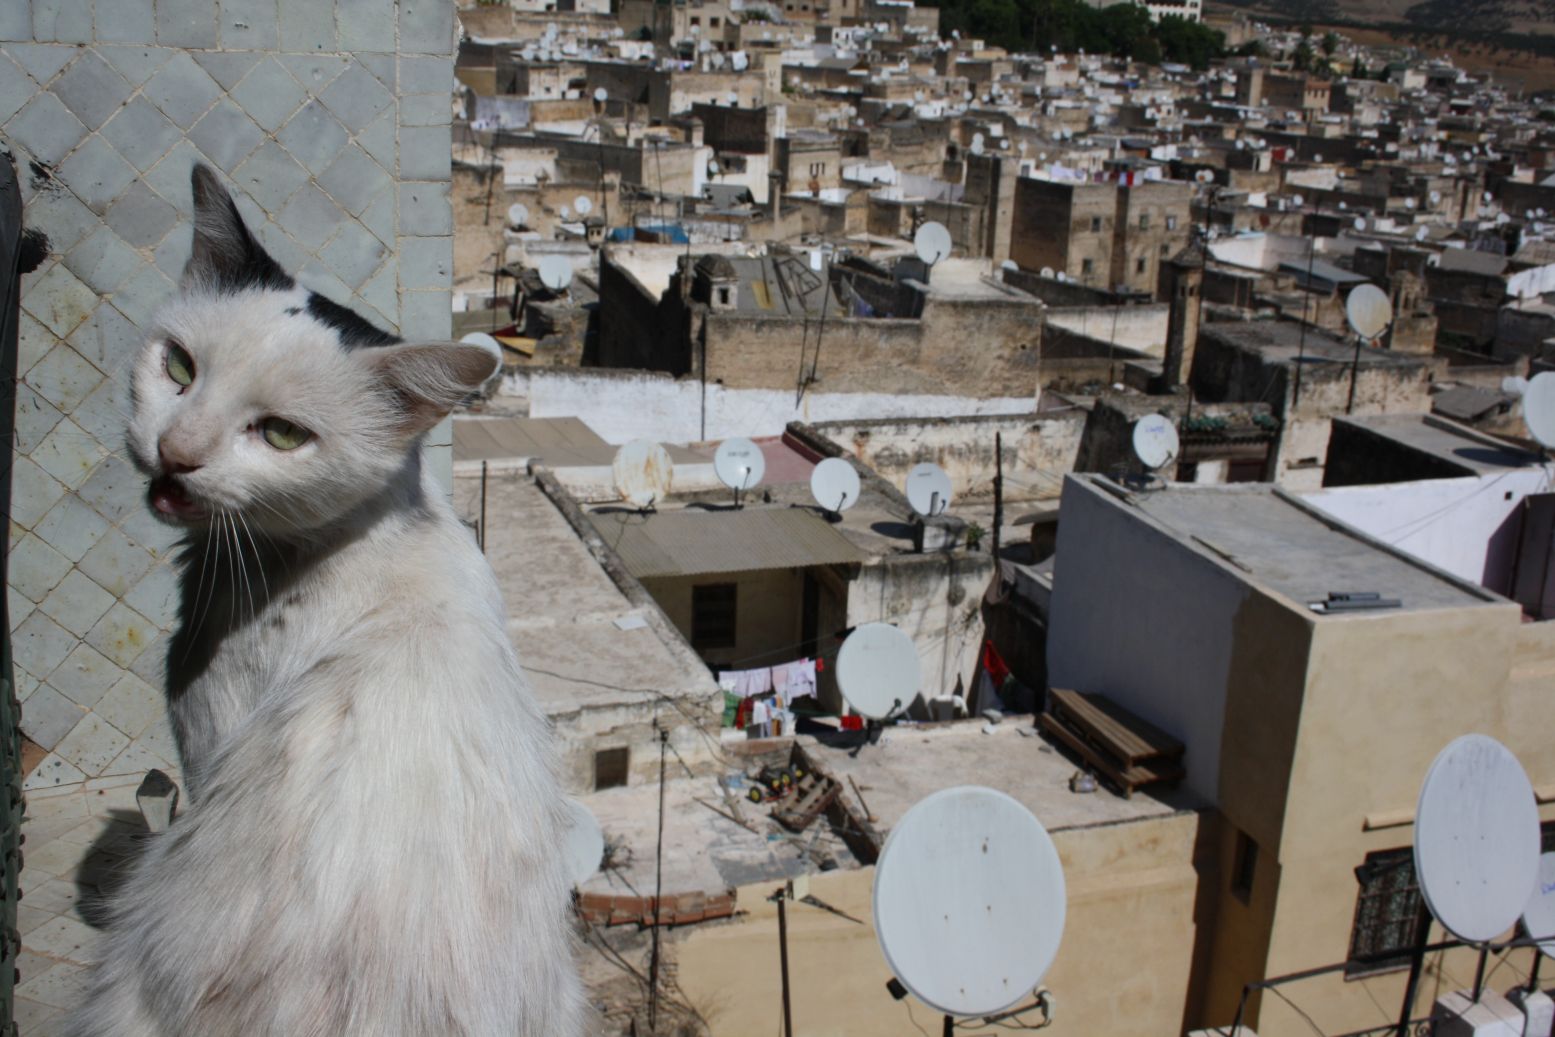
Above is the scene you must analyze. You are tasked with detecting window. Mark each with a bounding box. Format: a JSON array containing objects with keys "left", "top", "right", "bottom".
[
  {"left": 692, "top": 583, "right": 737, "bottom": 649},
  {"left": 1089, "top": 216, "right": 1102, "bottom": 233},
  {"left": 1161, "top": 242, "right": 1170, "bottom": 256},
  {"left": 1167, "top": 215, "right": 1179, "bottom": 231},
  {"left": 594, "top": 747, "right": 630, "bottom": 790},
  {"left": 1081, "top": 258, "right": 1094, "bottom": 277},
  {"left": 1346, "top": 848, "right": 1430, "bottom": 977},
  {"left": 1139, "top": 213, "right": 1151, "bottom": 230},
  {"left": 809, "top": 161, "right": 826, "bottom": 177},
  {"left": 717, "top": 286, "right": 731, "bottom": 305},
  {"left": 690, "top": 15, "right": 700, "bottom": 24},
  {"left": 710, "top": 15, "right": 720, "bottom": 25},
  {"left": 1136, "top": 257, "right": 1147, "bottom": 274},
  {"left": 1231, "top": 830, "right": 1258, "bottom": 902}
]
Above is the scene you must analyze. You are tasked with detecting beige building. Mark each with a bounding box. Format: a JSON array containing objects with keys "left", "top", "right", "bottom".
[{"left": 1047, "top": 475, "right": 1555, "bottom": 1037}]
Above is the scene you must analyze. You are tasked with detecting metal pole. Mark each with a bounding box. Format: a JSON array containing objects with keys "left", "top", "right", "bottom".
[
  {"left": 942, "top": 1014, "right": 954, "bottom": 1037},
  {"left": 993, "top": 430, "right": 1003, "bottom": 564},
  {"left": 773, "top": 889, "right": 794, "bottom": 1037},
  {"left": 648, "top": 724, "right": 668, "bottom": 1032},
  {"left": 1294, "top": 230, "right": 1314, "bottom": 406},
  {"left": 479, "top": 461, "right": 488, "bottom": 554},
  {"left": 1346, "top": 332, "right": 1365, "bottom": 414},
  {"left": 1472, "top": 944, "right": 1490, "bottom": 1003},
  {"left": 1395, "top": 905, "right": 1431, "bottom": 1037}
]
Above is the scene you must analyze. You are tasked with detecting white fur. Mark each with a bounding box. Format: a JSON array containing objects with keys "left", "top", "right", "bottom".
[{"left": 71, "top": 185, "right": 582, "bottom": 1036}]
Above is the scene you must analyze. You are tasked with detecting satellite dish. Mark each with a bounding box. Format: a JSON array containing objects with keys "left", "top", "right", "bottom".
[
  {"left": 1292, "top": 193, "right": 1305, "bottom": 207},
  {"left": 560, "top": 799, "right": 605, "bottom": 888},
  {"left": 1340, "top": 201, "right": 1348, "bottom": 210},
  {"left": 459, "top": 332, "right": 504, "bottom": 388},
  {"left": 611, "top": 440, "right": 673, "bottom": 508},
  {"left": 1345, "top": 284, "right": 1393, "bottom": 341},
  {"left": 713, "top": 436, "right": 765, "bottom": 493},
  {"left": 971, "top": 132, "right": 985, "bottom": 155},
  {"left": 507, "top": 203, "right": 530, "bottom": 228},
  {"left": 1040, "top": 266, "right": 1055, "bottom": 278},
  {"left": 594, "top": 86, "right": 608, "bottom": 103},
  {"left": 1406, "top": 197, "right": 1417, "bottom": 210},
  {"left": 1430, "top": 190, "right": 1442, "bottom": 204},
  {"left": 1353, "top": 215, "right": 1366, "bottom": 232},
  {"left": 913, "top": 222, "right": 952, "bottom": 265},
  {"left": 873, "top": 786, "right": 1065, "bottom": 1017},
  {"left": 1195, "top": 169, "right": 1214, "bottom": 184},
  {"left": 810, "top": 457, "right": 861, "bottom": 513},
  {"left": 1523, "top": 852, "right": 1555, "bottom": 956},
  {"left": 560, "top": 205, "right": 572, "bottom": 220},
  {"left": 1415, "top": 226, "right": 1428, "bottom": 242},
  {"left": 1523, "top": 372, "right": 1555, "bottom": 448},
  {"left": 1414, "top": 734, "right": 1540, "bottom": 943},
  {"left": 1502, "top": 375, "right": 1529, "bottom": 397},
  {"left": 1132, "top": 414, "right": 1179, "bottom": 471},
  {"left": 835, "top": 623, "right": 918, "bottom": 719},
  {"left": 1000, "top": 259, "right": 1018, "bottom": 271},
  {"left": 1313, "top": 152, "right": 1324, "bottom": 163},
  {"left": 574, "top": 195, "right": 593, "bottom": 216},
  {"left": 708, "top": 158, "right": 721, "bottom": 177},
  {"left": 905, "top": 462, "right": 953, "bottom": 516},
  {"left": 538, "top": 255, "right": 574, "bottom": 292}
]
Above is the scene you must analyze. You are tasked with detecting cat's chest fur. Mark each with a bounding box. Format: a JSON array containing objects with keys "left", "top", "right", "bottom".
[{"left": 167, "top": 541, "right": 370, "bottom": 790}]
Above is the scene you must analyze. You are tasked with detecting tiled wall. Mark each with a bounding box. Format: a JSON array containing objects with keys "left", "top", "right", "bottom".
[{"left": 3, "top": 1, "right": 459, "bottom": 787}]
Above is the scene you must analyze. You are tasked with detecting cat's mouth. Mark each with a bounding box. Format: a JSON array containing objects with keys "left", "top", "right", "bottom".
[{"left": 149, "top": 475, "right": 210, "bottom": 523}]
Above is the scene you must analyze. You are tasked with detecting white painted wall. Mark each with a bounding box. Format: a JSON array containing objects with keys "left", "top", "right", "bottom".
[
  {"left": 1301, "top": 467, "right": 1554, "bottom": 592},
  {"left": 502, "top": 369, "right": 1035, "bottom": 443},
  {"left": 1046, "top": 477, "right": 1252, "bottom": 804}
]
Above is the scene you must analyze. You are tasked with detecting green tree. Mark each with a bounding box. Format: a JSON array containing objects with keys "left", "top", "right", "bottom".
[
  {"left": 1293, "top": 39, "right": 1314, "bottom": 70},
  {"left": 1321, "top": 31, "right": 1338, "bottom": 56}
]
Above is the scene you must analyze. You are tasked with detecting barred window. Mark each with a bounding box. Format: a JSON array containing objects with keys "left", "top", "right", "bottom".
[{"left": 1346, "top": 848, "right": 1429, "bottom": 977}]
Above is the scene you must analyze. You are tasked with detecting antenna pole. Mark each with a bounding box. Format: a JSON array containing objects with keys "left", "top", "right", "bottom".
[
  {"left": 942, "top": 1014, "right": 954, "bottom": 1037},
  {"left": 992, "top": 430, "right": 1003, "bottom": 567},
  {"left": 1346, "top": 332, "right": 1365, "bottom": 414},
  {"left": 648, "top": 723, "right": 668, "bottom": 1033},
  {"left": 771, "top": 887, "right": 794, "bottom": 1037},
  {"left": 1294, "top": 231, "right": 1314, "bottom": 406},
  {"left": 1394, "top": 904, "right": 1430, "bottom": 1036},
  {"left": 1472, "top": 944, "right": 1489, "bottom": 1003}
]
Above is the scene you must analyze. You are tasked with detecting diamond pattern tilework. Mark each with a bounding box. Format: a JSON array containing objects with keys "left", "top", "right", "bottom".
[{"left": 2, "top": 2, "right": 459, "bottom": 781}]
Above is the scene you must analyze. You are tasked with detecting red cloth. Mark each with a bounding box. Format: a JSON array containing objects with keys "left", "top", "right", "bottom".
[
  {"left": 981, "top": 640, "right": 1011, "bottom": 687},
  {"left": 840, "top": 715, "right": 864, "bottom": 731}
]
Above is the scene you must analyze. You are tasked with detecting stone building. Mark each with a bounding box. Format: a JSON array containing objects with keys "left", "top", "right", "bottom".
[
  {"left": 1011, "top": 177, "right": 1192, "bottom": 298},
  {"left": 596, "top": 245, "right": 1047, "bottom": 402}
]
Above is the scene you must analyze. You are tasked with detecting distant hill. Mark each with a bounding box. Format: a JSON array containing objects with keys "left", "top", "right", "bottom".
[{"left": 1210, "top": 0, "right": 1555, "bottom": 39}]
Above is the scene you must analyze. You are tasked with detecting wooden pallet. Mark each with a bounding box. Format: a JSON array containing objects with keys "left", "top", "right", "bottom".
[
  {"left": 1042, "top": 688, "right": 1185, "bottom": 798},
  {"left": 774, "top": 773, "right": 841, "bottom": 833}
]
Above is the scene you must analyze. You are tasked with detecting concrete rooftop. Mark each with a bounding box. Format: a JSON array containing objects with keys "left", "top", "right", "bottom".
[
  {"left": 1335, "top": 413, "right": 1543, "bottom": 475},
  {"left": 1114, "top": 478, "right": 1498, "bottom": 613},
  {"left": 452, "top": 468, "right": 716, "bottom": 714},
  {"left": 1201, "top": 320, "right": 1430, "bottom": 369}
]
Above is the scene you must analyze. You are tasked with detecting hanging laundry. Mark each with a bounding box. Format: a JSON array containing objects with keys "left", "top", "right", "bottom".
[
  {"left": 730, "top": 667, "right": 773, "bottom": 697},
  {"left": 773, "top": 659, "right": 817, "bottom": 701}
]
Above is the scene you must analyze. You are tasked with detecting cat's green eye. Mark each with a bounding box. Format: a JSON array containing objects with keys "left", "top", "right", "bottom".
[
  {"left": 261, "top": 418, "right": 312, "bottom": 451},
  {"left": 165, "top": 342, "right": 194, "bottom": 387}
]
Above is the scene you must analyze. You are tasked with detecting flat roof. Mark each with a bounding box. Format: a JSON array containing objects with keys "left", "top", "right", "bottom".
[
  {"left": 1336, "top": 413, "right": 1541, "bottom": 475},
  {"left": 452, "top": 416, "right": 706, "bottom": 468},
  {"left": 452, "top": 469, "right": 716, "bottom": 713},
  {"left": 1099, "top": 478, "right": 1497, "bottom": 612},
  {"left": 1200, "top": 320, "right": 1428, "bottom": 369},
  {"left": 577, "top": 719, "right": 1192, "bottom": 898},
  {"left": 590, "top": 507, "right": 870, "bottom": 579}
]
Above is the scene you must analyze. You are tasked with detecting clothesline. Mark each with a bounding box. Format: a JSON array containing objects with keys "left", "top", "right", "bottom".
[{"left": 719, "top": 656, "right": 819, "bottom": 734}]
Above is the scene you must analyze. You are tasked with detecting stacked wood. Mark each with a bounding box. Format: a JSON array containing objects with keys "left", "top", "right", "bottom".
[{"left": 1039, "top": 687, "right": 1185, "bottom": 799}]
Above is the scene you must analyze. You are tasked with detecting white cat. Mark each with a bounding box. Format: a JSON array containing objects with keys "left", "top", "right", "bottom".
[{"left": 67, "top": 165, "right": 583, "bottom": 1036}]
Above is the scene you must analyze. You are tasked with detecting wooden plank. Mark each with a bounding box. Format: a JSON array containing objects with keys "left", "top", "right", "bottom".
[
  {"left": 1048, "top": 688, "right": 1184, "bottom": 766},
  {"left": 1038, "top": 713, "right": 1184, "bottom": 797}
]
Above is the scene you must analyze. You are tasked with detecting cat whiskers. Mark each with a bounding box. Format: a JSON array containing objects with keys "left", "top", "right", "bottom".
[
  {"left": 179, "top": 516, "right": 221, "bottom": 666},
  {"left": 235, "top": 511, "right": 271, "bottom": 614}
]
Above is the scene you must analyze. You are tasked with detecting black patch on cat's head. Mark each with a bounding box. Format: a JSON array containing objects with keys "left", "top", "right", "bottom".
[
  {"left": 305, "top": 292, "right": 400, "bottom": 350},
  {"left": 186, "top": 164, "right": 294, "bottom": 294},
  {"left": 284, "top": 306, "right": 302, "bottom": 316}
]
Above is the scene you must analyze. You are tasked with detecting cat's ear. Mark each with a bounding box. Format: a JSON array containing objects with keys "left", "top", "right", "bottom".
[
  {"left": 364, "top": 342, "right": 499, "bottom": 437},
  {"left": 185, "top": 164, "right": 294, "bottom": 292}
]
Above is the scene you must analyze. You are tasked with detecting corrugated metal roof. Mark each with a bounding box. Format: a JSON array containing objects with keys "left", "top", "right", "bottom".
[{"left": 589, "top": 508, "right": 869, "bottom": 579}]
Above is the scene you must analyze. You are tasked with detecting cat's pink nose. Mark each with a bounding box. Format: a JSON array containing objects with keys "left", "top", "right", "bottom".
[{"left": 158, "top": 437, "right": 203, "bottom": 475}]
